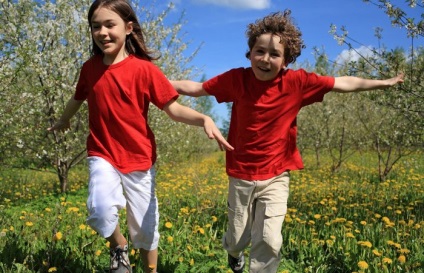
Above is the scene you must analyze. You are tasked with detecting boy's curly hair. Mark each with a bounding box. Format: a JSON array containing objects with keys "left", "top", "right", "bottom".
[{"left": 245, "top": 10, "right": 305, "bottom": 65}]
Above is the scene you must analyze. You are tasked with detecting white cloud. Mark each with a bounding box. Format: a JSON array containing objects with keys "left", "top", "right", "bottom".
[
  {"left": 192, "top": 0, "right": 271, "bottom": 10},
  {"left": 335, "top": 45, "right": 376, "bottom": 64}
]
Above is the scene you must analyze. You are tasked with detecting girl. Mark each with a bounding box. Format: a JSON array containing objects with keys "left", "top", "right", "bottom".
[{"left": 48, "top": 0, "right": 233, "bottom": 272}]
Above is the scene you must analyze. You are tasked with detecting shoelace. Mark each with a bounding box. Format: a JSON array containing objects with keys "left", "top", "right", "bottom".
[{"left": 111, "top": 247, "right": 130, "bottom": 269}]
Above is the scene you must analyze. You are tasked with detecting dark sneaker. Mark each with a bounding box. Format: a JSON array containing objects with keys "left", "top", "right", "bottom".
[
  {"left": 110, "top": 245, "right": 132, "bottom": 273},
  {"left": 228, "top": 253, "right": 245, "bottom": 273}
]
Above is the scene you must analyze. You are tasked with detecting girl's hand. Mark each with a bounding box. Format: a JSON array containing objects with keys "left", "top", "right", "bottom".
[
  {"left": 47, "top": 120, "right": 70, "bottom": 132},
  {"left": 203, "top": 117, "right": 234, "bottom": 151}
]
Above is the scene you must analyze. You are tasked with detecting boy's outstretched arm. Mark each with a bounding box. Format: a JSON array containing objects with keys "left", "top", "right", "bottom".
[
  {"left": 332, "top": 73, "right": 404, "bottom": 93},
  {"left": 163, "top": 100, "right": 234, "bottom": 151},
  {"left": 48, "top": 97, "right": 84, "bottom": 131},
  {"left": 169, "top": 80, "right": 209, "bottom": 97}
]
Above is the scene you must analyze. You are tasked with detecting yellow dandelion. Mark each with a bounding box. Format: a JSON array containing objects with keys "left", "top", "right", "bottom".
[
  {"left": 314, "top": 214, "right": 322, "bottom": 219},
  {"left": 212, "top": 216, "right": 218, "bottom": 222},
  {"left": 178, "top": 257, "right": 184, "bottom": 262},
  {"left": 360, "top": 221, "right": 367, "bottom": 226},
  {"left": 358, "top": 261, "right": 369, "bottom": 269},
  {"left": 9, "top": 226, "right": 14, "bottom": 231},
  {"left": 48, "top": 267, "right": 57, "bottom": 272},
  {"left": 346, "top": 232, "right": 355, "bottom": 238},
  {"left": 398, "top": 255, "right": 406, "bottom": 263},
  {"left": 25, "top": 221, "right": 34, "bottom": 227},
  {"left": 358, "top": 241, "right": 372, "bottom": 248},
  {"left": 130, "top": 249, "right": 136, "bottom": 256},
  {"left": 167, "top": 236, "right": 174, "bottom": 243},
  {"left": 53, "top": 232, "right": 63, "bottom": 241},
  {"left": 45, "top": 208, "right": 52, "bottom": 212},
  {"left": 95, "top": 250, "right": 102, "bottom": 256},
  {"left": 372, "top": 249, "right": 382, "bottom": 256},
  {"left": 79, "top": 224, "right": 86, "bottom": 230},
  {"left": 399, "top": 248, "right": 410, "bottom": 254},
  {"left": 198, "top": 228, "right": 205, "bottom": 234},
  {"left": 165, "top": 222, "right": 173, "bottom": 229},
  {"left": 106, "top": 241, "right": 110, "bottom": 248},
  {"left": 382, "top": 257, "right": 392, "bottom": 264},
  {"left": 190, "top": 258, "right": 194, "bottom": 266}
]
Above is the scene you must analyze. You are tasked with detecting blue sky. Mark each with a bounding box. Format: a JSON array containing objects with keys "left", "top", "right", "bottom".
[{"left": 161, "top": 0, "right": 422, "bottom": 125}]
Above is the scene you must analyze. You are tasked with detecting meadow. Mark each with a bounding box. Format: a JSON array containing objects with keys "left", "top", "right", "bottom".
[{"left": 0, "top": 152, "right": 423, "bottom": 273}]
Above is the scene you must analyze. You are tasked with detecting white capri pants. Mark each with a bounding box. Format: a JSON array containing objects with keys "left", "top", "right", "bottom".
[{"left": 86, "top": 156, "right": 159, "bottom": 250}]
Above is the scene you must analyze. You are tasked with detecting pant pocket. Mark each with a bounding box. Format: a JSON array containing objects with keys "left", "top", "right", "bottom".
[{"left": 263, "top": 203, "right": 287, "bottom": 253}]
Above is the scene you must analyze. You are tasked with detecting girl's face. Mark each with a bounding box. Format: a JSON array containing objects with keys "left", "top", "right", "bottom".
[
  {"left": 90, "top": 7, "right": 133, "bottom": 65},
  {"left": 249, "top": 33, "right": 286, "bottom": 81}
]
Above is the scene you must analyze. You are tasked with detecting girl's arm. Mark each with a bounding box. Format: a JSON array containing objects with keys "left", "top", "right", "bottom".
[
  {"left": 169, "top": 80, "right": 209, "bottom": 97},
  {"left": 48, "top": 97, "right": 84, "bottom": 131},
  {"left": 163, "top": 100, "right": 234, "bottom": 151},
  {"left": 332, "top": 73, "right": 404, "bottom": 93}
]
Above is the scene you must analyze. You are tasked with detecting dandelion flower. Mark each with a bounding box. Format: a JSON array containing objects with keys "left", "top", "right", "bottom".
[
  {"left": 167, "top": 236, "right": 174, "bottom": 243},
  {"left": 212, "top": 216, "right": 218, "bottom": 222},
  {"left": 95, "top": 250, "right": 102, "bottom": 256},
  {"left": 53, "top": 232, "right": 63, "bottom": 241},
  {"left": 398, "top": 255, "right": 406, "bottom": 263},
  {"left": 165, "top": 222, "right": 173, "bottom": 229},
  {"left": 382, "top": 257, "right": 392, "bottom": 264},
  {"left": 25, "top": 221, "right": 33, "bottom": 227},
  {"left": 358, "top": 261, "right": 369, "bottom": 269},
  {"left": 48, "top": 267, "right": 57, "bottom": 272},
  {"left": 372, "top": 249, "right": 382, "bottom": 256}
]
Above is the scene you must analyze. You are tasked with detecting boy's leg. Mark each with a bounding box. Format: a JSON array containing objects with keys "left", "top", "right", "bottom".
[
  {"left": 122, "top": 168, "right": 159, "bottom": 272},
  {"left": 249, "top": 172, "right": 290, "bottom": 273},
  {"left": 223, "top": 177, "right": 256, "bottom": 259}
]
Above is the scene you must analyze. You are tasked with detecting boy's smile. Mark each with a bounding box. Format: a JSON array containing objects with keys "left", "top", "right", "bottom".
[{"left": 249, "top": 33, "right": 285, "bottom": 81}]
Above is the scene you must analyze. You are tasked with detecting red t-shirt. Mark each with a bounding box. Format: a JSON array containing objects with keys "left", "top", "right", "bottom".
[
  {"left": 74, "top": 55, "right": 178, "bottom": 173},
  {"left": 203, "top": 68, "right": 335, "bottom": 180}
]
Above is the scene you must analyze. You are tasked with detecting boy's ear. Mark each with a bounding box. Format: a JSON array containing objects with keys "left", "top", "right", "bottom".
[{"left": 126, "top": 21, "right": 134, "bottom": 35}]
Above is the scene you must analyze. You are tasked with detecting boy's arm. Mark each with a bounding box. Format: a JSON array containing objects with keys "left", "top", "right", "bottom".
[
  {"left": 48, "top": 97, "right": 84, "bottom": 131},
  {"left": 332, "top": 73, "right": 404, "bottom": 93},
  {"left": 169, "top": 80, "right": 209, "bottom": 97},
  {"left": 163, "top": 100, "right": 234, "bottom": 151}
]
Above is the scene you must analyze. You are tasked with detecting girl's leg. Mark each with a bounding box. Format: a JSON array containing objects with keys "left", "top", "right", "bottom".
[
  {"left": 107, "top": 224, "right": 128, "bottom": 249},
  {"left": 140, "top": 248, "right": 158, "bottom": 273},
  {"left": 122, "top": 168, "right": 159, "bottom": 272}
]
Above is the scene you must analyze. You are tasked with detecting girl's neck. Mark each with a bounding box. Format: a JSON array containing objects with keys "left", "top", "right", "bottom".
[{"left": 103, "top": 50, "right": 129, "bottom": 65}]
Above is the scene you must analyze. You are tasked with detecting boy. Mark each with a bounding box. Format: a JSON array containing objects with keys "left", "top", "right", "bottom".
[{"left": 170, "top": 10, "right": 403, "bottom": 273}]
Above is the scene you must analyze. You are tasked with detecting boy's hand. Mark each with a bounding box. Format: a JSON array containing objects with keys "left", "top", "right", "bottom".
[
  {"left": 47, "top": 120, "right": 70, "bottom": 132},
  {"left": 387, "top": 73, "right": 404, "bottom": 86},
  {"left": 204, "top": 117, "right": 234, "bottom": 151}
]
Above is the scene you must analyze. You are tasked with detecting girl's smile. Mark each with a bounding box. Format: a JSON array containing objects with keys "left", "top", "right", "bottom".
[{"left": 90, "top": 7, "right": 133, "bottom": 65}]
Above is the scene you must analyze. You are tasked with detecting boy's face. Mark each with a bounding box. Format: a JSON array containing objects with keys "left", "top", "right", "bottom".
[{"left": 249, "top": 33, "right": 285, "bottom": 81}]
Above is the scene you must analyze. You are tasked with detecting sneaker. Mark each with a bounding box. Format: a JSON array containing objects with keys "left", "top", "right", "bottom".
[
  {"left": 110, "top": 245, "right": 132, "bottom": 273},
  {"left": 228, "top": 253, "right": 245, "bottom": 273}
]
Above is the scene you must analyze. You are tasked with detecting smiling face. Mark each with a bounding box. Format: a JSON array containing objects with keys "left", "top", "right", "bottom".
[
  {"left": 249, "top": 33, "right": 286, "bottom": 81},
  {"left": 90, "top": 7, "right": 133, "bottom": 65}
]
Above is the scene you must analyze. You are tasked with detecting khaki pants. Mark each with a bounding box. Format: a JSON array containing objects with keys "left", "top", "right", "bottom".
[{"left": 223, "top": 171, "right": 290, "bottom": 273}]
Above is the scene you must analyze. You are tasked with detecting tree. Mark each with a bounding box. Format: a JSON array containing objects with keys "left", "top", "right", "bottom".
[
  {"left": 327, "top": 0, "right": 423, "bottom": 180},
  {"left": 0, "top": 1, "right": 214, "bottom": 192}
]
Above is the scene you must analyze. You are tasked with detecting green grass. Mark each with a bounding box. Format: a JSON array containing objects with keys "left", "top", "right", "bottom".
[{"left": 0, "top": 152, "right": 423, "bottom": 272}]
